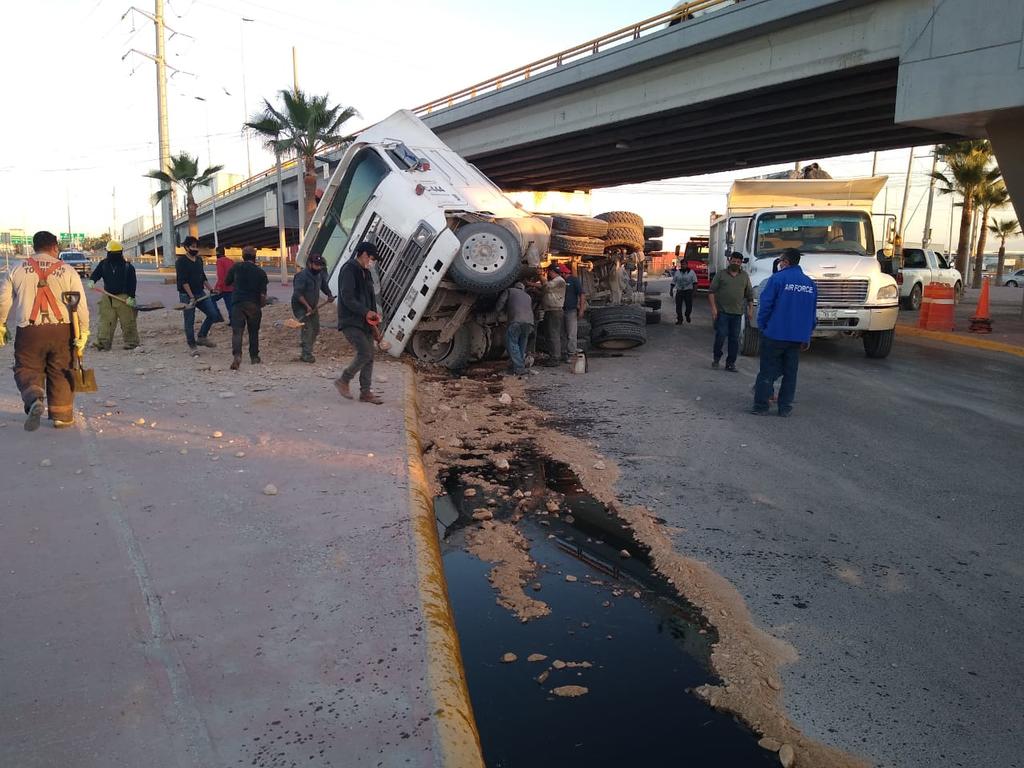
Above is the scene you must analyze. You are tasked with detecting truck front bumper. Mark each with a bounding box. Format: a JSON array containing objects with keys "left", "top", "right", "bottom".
[{"left": 811, "top": 305, "right": 898, "bottom": 335}]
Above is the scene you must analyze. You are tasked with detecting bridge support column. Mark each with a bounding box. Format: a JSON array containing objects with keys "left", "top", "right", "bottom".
[{"left": 986, "top": 111, "right": 1024, "bottom": 216}]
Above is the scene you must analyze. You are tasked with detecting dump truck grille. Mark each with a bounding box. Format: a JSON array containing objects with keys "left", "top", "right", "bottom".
[
  {"left": 360, "top": 215, "right": 424, "bottom": 327},
  {"left": 814, "top": 279, "right": 869, "bottom": 306}
]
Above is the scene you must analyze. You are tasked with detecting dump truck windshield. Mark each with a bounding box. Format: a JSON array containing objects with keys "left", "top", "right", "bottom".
[
  {"left": 310, "top": 148, "right": 390, "bottom": 274},
  {"left": 755, "top": 211, "right": 872, "bottom": 257}
]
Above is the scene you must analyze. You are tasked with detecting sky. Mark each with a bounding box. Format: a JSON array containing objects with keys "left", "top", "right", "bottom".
[{"left": 1, "top": 0, "right": 1020, "bottom": 252}]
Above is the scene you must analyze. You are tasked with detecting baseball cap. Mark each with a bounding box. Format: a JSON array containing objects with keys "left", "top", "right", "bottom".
[{"left": 557, "top": 263, "right": 571, "bottom": 276}]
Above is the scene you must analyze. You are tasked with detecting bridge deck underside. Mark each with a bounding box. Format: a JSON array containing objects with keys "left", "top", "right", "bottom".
[{"left": 467, "top": 61, "right": 958, "bottom": 191}]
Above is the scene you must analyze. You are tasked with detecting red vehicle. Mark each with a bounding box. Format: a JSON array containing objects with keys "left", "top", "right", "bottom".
[{"left": 679, "top": 237, "right": 710, "bottom": 290}]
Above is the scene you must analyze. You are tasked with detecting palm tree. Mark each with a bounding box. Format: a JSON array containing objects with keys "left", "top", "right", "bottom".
[
  {"left": 246, "top": 89, "right": 358, "bottom": 230},
  {"left": 931, "top": 140, "right": 994, "bottom": 275},
  {"left": 970, "top": 176, "right": 1008, "bottom": 287},
  {"left": 145, "top": 152, "right": 224, "bottom": 240},
  {"left": 989, "top": 217, "right": 1021, "bottom": 281}
]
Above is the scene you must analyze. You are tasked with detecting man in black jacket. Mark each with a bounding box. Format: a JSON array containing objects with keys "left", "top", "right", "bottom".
[
  {"left": 335, "top": 242, "right": 383, "bottom": 404},
  {"left": 225, "top": 246, "right": 269, "bottom": 370},
  {"left": 89, "top": 240, "right": 140, "bottom": 349}
]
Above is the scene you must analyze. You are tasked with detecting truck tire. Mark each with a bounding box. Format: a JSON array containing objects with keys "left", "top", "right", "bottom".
[
  {"left": 589, "top": 305, "right": 645, "bottom": 328},
  {"left": 739, "top": 324, "right": 761, "bottom": 356},
  {"left": 643, "top": 225, "right": 664, "bottom": 238},
  {"left": 550, "top": 214, "right": 609, "bottom": 238},
  {"left": 901, "top": 283, "right": 922, "bottom": 311},
  {"left": 604, "top": 226, "right": 645, "bottom": 251},
  {"left": 642, "top": 298, "right": 662, "bottom": 310},
  {"left": 863, "top": 328, "right": 895, "bottom": 359},
  {"left": 595, "top": 211, "right": 644, "bottom": 229},
  {"left": 645, "top": 309, "right": 662, "bottom": 324},
  {"left": 577, "top": 319, "right": 592, "bottom": 339},
  {"left": 550, "top": 233, "right": 605, "bottom": 257},
  {"left": 449, "top": 222, "right": 522, "bottom": 294},
  {"left": 643, "top": 239, "right": 663, "bottom": 253},
  {"left": 592, "top": 321, "right": 647, "bottom": 349},
  {"left": 410, "top": 326, "right": 472, "bottom": 370},
  {"left": 953, "top": 281, "right": 963, "bottom": 302}
]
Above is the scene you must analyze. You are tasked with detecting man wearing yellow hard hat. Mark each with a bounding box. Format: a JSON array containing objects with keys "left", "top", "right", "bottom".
[{"left": 88, "top": 240, "right": 140, "bottom": 350}]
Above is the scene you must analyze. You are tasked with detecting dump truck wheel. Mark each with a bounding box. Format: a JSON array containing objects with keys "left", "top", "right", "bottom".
[
  {"left": 863, "top": 328, "right": 894, "bottom": 359},
  {"left": 603, "top": 226, "right": 645, "bottom": 251},
  {"left": 643, "top": 225, "right": 664, "bottom": 238},
  {"left": 595, "top": 211, "right": 644, "bottom": 229},
  {"left": 589, "top": 305, "right": 645, "bottom": 327},
  {"left": 643, "top": 239, "right": 663, "bottom": 253},
  {"left": 550, "top": 233, "right": 606, "bottom": 257},
  {"left": 449, "top": 222, "right": 522, "bottom": 294},
  {"left": 550, "top": 214, "right": 609, "bottom": 238},
  {"left": 411, "top": 326, "right": 471, "bottom": 370},
  {"left": 739, "top": 323, "right": 760, "bottom": 356},
  {"left": 592, "top": 321, "right": 647, "bottom": 349}
]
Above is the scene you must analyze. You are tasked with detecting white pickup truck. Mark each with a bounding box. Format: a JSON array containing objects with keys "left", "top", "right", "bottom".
[{"left": 897, "top": 248, "right": 963, "bottom": 310}]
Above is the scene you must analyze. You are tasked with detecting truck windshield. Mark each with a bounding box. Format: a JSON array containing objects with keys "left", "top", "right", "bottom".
[
  {"left": 309, "top": 148, "right": 390, "bottom": 275},
  {"left": 754, "top": 212, "right": 872, "bottom": 257}
]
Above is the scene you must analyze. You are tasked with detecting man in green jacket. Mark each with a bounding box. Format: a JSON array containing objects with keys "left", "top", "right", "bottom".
[{"left": 708, "top": 252, "right": 753, "bottom": 371}]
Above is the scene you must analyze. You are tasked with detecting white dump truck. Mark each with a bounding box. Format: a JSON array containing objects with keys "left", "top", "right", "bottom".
[{"left": 708, "top": 177, "right": 901, "bottom": 358}]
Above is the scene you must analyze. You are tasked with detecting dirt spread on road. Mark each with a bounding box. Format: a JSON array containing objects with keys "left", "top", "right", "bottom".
[
  {"left": 465, "top": 520, "right": 551, "bottom": 621},
  {"left": 417, "top": 369, "right": 870, "bottom": 768}
]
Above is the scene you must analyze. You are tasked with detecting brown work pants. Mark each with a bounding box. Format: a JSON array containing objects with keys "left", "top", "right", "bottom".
[{"left": 13, "top": 324, "right": 75, "bottom": 421}]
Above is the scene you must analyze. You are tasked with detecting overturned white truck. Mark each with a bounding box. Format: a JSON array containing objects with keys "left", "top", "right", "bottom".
[
  {"left": 708, "top": 177, "right": 901, "bottom": 358},
  {"left": 296, "top": 110, "right": 552, "bottom": 369}
]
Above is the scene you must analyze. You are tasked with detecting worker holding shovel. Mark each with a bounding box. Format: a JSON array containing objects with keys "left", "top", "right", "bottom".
[
  {"left": 290, "top": 253, "right": 335, "bottom": 363},
  {"left": 0, "top": 230, "right": 90, "bottom": 431},
  {"left": 88, "top": 240, "right": 140, "bottom": 350}
]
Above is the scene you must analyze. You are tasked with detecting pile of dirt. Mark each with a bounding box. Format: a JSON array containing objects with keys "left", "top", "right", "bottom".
[{"left": 416, "top": 369, "right": 869, "bottom": 768}]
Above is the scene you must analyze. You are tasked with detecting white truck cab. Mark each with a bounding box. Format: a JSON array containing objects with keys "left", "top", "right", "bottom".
[
  {"left": 297, "top": 110, "right": 550, "bottom": 368},
  {"left": 709, "top": 177, "right": 900, "bottom": 359}
]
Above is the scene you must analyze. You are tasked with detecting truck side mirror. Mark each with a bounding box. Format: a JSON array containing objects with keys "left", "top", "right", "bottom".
[
  {"left": 877, "top": 250, "right": 900, "bottom": 276},
  {"left": 726, "top": 221, "right": 736, "bottom": 246}
]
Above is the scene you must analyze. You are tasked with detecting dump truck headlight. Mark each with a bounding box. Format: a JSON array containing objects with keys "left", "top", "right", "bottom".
[{"left": 876, "top": 284, "right": 898, "bottom": 300}]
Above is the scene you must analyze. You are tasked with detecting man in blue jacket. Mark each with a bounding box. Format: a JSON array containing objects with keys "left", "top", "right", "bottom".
[{"left": 752, "top": 248, "right": 817, "bottom": 416}]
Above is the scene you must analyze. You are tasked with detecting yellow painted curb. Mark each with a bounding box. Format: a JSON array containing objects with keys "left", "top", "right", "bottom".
[
  {"left": 403, "top": 367, "right": 485, "bottom": 768},
  {"left": 897, "top": 324, "right": 1024, "bottom": 358}
]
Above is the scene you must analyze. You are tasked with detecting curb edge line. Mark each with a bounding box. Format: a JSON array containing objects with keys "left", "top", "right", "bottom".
[{"left": 897, "top": 324, "right": 1024, "bottom": 358}]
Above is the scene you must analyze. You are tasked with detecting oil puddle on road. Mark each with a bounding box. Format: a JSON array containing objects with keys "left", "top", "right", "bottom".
[{"left": 435, "top": 447, "right": 776, "bottom": 767}]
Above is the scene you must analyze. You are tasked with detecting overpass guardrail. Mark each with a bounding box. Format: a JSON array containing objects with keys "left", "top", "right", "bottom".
[{"left": 412, "top": 0, "right": 740, "bottom": 116}]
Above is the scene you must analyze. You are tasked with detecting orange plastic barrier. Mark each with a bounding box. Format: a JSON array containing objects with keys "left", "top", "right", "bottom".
[
  {"left": 919, "top": 283, "right": 955, "bottom": 332},
  {"left": 970, "top": 277, "right": 993, "bottom": 334}
]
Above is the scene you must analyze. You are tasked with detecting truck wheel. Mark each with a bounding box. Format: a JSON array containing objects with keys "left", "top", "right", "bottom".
[
  {"left": 1008, "top": 280, "right": 1019, "bottom": 288},
  {"left": 642, "top": 298, "right": 662, "bottom": 310},
  {"left": 449, "top": 222, "right": 522, "bottom": 294},
  {"left": 901, "top": 283, "right": 922, "bottom": 311},
  {"left": 410, "top": 326, "right": 471, "bottom": 370},
  {"left": 643, "top": 225, "right": 664, "bottom": 238},
  {"left": 592, "top": 321, "right": 647, "bottom": 349},
  {"left": 589, "top": 305, "right": 645, "bottom": 327},
  {"left": 739, "top": 324, "right": 760, "bottom": 356},
  {"left": 603, "top": 226, "right": 645, "bottom": 251},
  {"left": 550, "top": 233, "right": 605, "bottom": 257},
  {"left": 953, "top": 281, "right": 963, "bottom": 302},
  {"left": 643, "top": 239, "right": 663, "bottom": 253},
  {"left": 595, "top": 211, "right": 644, "bottom": 229},
  {"left": 863, "top": 328, "right": 895, "bottom": 359},
  {"left": 550, "top": 214, "right": 609, "bottom": 238},
  {"left": 645, "top": 309, "right": 662, "bottom": 324}
]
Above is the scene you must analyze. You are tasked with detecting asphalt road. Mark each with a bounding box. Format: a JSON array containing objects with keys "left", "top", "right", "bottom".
[{"left": 531, "top": 279, "right": 1024, "bottom": 768}]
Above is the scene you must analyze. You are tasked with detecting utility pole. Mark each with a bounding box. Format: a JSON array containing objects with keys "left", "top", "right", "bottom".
[
  {"left": 921, "top": 148, "right": 938, "bottom": 248},
  {"left": 871, "top": 151, "right": 878, "bottom": 177},
  {"left": 947, "top": 194, "right": 956, "bottom": 259},
  {"left": 293, "top": 45, "right": 305, "bottom": 243},
  {"left": 898, "top": 146, "right": 915, "bottom": 243}
]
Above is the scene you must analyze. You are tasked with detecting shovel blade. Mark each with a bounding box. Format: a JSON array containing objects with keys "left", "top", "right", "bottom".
[
  {"left": 283, "top": 318, "right": 305, "bottom": 329},
  {"left": 74, "top": 367, "right": 99, "bottom": 392},
  {"left": 136, "top": 301, "right": 165, "bottom": 311}
]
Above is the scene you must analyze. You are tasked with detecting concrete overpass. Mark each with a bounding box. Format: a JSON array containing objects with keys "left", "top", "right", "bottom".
[
  {"left": 416, "top": 0, "right": 1023, "bottom": 196},
  {"left": 124, "top": 0, "right": 1024, "bottom": 255}
]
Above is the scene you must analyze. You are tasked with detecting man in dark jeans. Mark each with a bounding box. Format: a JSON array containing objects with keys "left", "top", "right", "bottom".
[
  {"left": 708, "top": 251, "right": 753, "bottom": 371},
  {"left": 335, "top": 242, "right": 383, "bottom": 404},
  {"left": 291, "top": 253, "right": 335, "bottom": 363},
  {"left": 175, "top": 235, "right": 222, "bottom": 355},
  {"left": 225, "top": 246, "right": 269, "bottom": 370},
  {"left": 752, "top": 249, "right": 817, "bottom": 416}
]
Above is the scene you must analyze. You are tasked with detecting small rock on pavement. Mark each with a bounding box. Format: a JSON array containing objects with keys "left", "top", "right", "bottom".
[
  {"left": 564, "top": 575, "right": 577, "bottom": 582},
  {"left": 758, "top": 737, "right": 781, "bottom": 752},
  {"left": 551, "top": 685, "right": 588, "bottom": 697},
  {"left": 218, "top": 391, "right": 235, "bottom": 399},
  {"left": 512, "top": 489, "right": 524, "bottom": 499},
  {"left": 211, "top": 430, "right": 223, "bottom": 438},
  {"left": 234, "top": 451, "right": 246, "bottom": 458},
  {"left": 527, "top": 653, "right": 547, "bottom": 663},
  {"left": 593, "top": 460, "right": 606, "bottom": 470},
  {"left": 40, "top": 459, "right": 52, "bottom": 468},
  {"left": 778, "top": 744, "right": 796, "bottom": 767},
  {"left": 134, "top": 368, "right": 146, "bottom": 375},
  {"left": 262, "top": 484, "right": 278, "bottom": 496},
  {"left": 179, "top": 448, "right": 188, "bottom": 455},
  {"left": 498, "top": 392, "right": 513, "bottom": 405},
  {"left": 545, "top": 500, "right": 560, "bottom": 513},
  {"left": 501, "top": 652, "right": 517, "bottom": 663},
  {"left": 472, "top": 509, "right": 493, "bottom": 521},
  {"left": 493, "top": 457, "right": 510, "bottom": 471},
  {"left": 134, "top": 418, "right": 146, "bottom": 426},
  {"left": 104, "top": 400, "right": 117, "bottom": 408},
  {"left": 619, "top": 549, "right": 631, "bottom": 559}
]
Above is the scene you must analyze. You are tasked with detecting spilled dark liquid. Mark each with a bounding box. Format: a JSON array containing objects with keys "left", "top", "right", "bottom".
[{"left": 436, "top": 448, "right": 775, "bottom": 767}]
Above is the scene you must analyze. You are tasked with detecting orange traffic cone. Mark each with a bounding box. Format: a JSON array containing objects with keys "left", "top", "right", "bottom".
[{"left": 970, "top": 278, "right": 992, "bottom": 334}]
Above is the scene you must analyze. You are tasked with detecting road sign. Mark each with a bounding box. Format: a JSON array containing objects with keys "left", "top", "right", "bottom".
[{"left": 60, "top": 232, "right": 86, "bottom": 241}]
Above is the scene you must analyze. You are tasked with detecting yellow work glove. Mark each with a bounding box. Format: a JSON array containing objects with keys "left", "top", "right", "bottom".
[
  {"left": 75, "top": 332, "right": 89, "bottom": 353},
  {"left": 0, "top": 326, "right": 8, "bottom": 347},
  {"left": 126, "top": 297, "right": 137, "bottom": 308}
]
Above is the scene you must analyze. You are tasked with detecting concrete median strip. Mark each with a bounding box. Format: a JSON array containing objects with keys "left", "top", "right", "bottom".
[
  {"left": 897, "top": 323, "right": 1024, "bottom": 358},
  {"left": 403, "top": 369, "right": 486, "bottom": 768}
]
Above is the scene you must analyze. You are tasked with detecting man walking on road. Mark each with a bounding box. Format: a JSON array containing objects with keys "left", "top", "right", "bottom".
[
  {"left": 176, "top": 235, "right": 222, "bottom": 354},
  {"left": 335, "top": 242, "right": 383, "bottom": 404},
  {"left": 0, "top": 230, "right": 90, "bottom": 431},
  {"left": 672, "top": 262, "right": 697, "bottom": 324},
  {"left": 89, "top": 240, "right": 139, "bottom": 350},
  {"left": 291, "top": 253, "right": 335, "bottom": 363},
  {"left": 560, "top": 263, "right": 585, "bottom": 361},
  {"left": 540, "top": 264, "right": 567, "bottom": 365},
  {"left": 752, "top": 248, "right": 817, "bottom": 416},
  {"left": 496, "top": 281, "right": 534, "bottom": 376},
  {"left": 709, "top": 251, "right": 753, "bottom": 371},
  {"left": 226, "top": 246, "right": 269, "bottom": 370}
]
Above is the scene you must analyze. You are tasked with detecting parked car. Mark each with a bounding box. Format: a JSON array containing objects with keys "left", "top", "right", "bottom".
[
  {"left": 58, "top": 250, "right": 92, "bottom": 277},
  {"left": 999, "top": 268, "right": 1024, "bottom": 287},
  {"left": 897, "top": 248, "right": 962, "bottom": 310}
]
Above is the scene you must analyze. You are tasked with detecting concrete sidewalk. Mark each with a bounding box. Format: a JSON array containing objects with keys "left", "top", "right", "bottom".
[
  {"left": 0, "top": 307, "right": 479, "bottom": 768},
  {"left": 897, "top": 284, "right": 1024, "bottom": 356}
]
